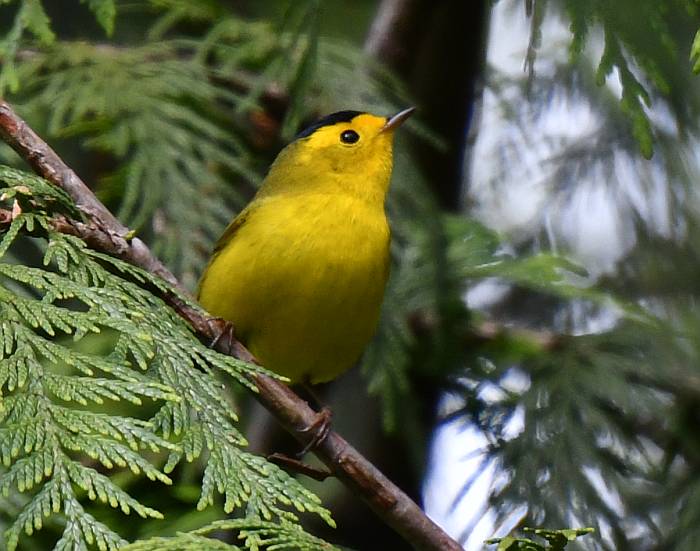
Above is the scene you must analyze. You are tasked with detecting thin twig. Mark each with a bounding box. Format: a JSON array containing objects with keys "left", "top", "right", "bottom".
[
  {"left": 0, "top": 99, "right": 463, "bottom": 551},
  {"left": 266, "top": 453, "right": 333, "bottom": 482}
]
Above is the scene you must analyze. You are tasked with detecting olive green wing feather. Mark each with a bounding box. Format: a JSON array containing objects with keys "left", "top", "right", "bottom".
[
  {"left": 213, "top": 208, "right": 250, "bottom": 254},
  {"left": 196, "top": 207, "right": 251, "bottom": 298}
]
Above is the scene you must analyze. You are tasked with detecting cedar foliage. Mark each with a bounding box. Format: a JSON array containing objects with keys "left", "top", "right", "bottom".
[
  {"left": 468, "top": 1, "right": 700, "bottom": 550},
  {"left": 0, "top": 167, "right": 334, "bottom": 549},
  {"left": 0, "top": 0, "right": 699, "bottom": 550}
]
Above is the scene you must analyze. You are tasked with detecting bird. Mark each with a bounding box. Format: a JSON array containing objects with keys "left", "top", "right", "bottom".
[{"left": 198, "top": 107, "right": 414, "bottom": 386}]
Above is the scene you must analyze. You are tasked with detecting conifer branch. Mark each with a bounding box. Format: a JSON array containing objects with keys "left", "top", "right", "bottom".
[
  {"left": 0, "top": 99, "right": 462, "bottom": 551},
  {"left": 0, "top": 101, "right": 180, "bottom": 289}
]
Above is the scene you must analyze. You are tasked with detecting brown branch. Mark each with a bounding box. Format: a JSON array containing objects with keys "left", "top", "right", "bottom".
[
  {"left": 468, "top": 320, "right": 559, "bottom": 350},
  {"left": 409, "top": 312, "right": 562, "bottom": 353},
  {"left": 0, "top": 102, "right": 180, "bottom": 289},
  {"left": 266, "top": 453, "right": 333, "bottom": 482},
  {"left": 0, "top": 100, "right": 462, "bottom": 551}
]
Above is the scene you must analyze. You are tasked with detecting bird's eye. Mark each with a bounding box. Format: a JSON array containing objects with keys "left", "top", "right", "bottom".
[{"left": 340, "top": 130, "right": 360, "bottom": 144}]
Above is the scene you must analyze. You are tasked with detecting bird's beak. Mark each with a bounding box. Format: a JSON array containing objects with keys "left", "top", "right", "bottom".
[{"left": 381, "top": 107, "right": 416, "bottom": 133}]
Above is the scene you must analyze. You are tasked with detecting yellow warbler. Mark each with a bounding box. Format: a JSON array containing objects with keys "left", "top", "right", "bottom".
[{"left": 198, "top": 108, "right": 414, "bottom": 383}]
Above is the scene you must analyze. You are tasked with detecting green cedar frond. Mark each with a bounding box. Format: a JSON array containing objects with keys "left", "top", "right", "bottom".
[
  {"left": 122, "top": 518, "right": 340, "bottom": 551},
  {"left": 485, "top": 527, "right": 594, "bottom": 550},
  {"left": 0, "top": 0, "right": 54, "bottom": 94},
  {"left": 148, "top": 0, "right": 242, "bottom": 41},
  {"left": 53, "top": 494, "right": 127, "bottom": 551},
  {"left": 0, "top": 0, "right": 114, "bottom": 93},
  {"left": 0, "top": 169, "right": 78, "bottom": 218},
  {"left": 80, "top": 0, "right": 116, "bottom": 35},
  {"left": 455, "top": 315, "right": 700, "bottom": 546},
  {"left": 3, "top": 0, "right": 415, "bottom": 288},
  {"left": 691, "top": 26, "right": 700, "bottom": 72},
  {"left": 596, "top": 28, "right": 654, "bottom": 158},
  {"left": 363, "top": 198, "right": 610, "bottom": 430},
  {"left": 524, "top": 0, "right": 697, "bottom": 158},
  {"left": 0, "top": 166, "right": 334, "bottom": 549},
  {"left": 11, "top": 41, "right": 257, "bottom": 288}
]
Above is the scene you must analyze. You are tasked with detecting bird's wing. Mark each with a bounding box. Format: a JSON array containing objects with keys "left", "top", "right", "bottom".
[
  {"left": 196, "top": 207, "right": 251, "bottom": 299},
  {"left": 212, "top": 207, "right": 250, "bottom": 255}
]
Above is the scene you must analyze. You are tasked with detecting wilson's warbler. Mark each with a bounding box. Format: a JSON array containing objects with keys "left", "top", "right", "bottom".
[{"left": 198, "top": 108, "right": 414, "bottom": 384}]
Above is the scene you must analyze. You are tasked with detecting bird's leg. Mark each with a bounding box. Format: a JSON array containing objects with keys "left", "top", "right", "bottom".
[
  {"left": 300, "top": 381, "right": 325, "bottom": 410},
  {"left": 207, "top": 318, "right": 236, "bottom": 350},
  {"left": 212, "top": 322, "right": 259, "bottom": 364},
  {"left": 262, "top": 382, "right": 333, "bottom": 476},
  {"left": 265, "top": 405, "right": 333, "bottom": 476},
  {"left": 298, "top": 406, "right": 333, "bottom": 456},
  {"left": 207, "top": 318, "right": 252, "bottom": 363},
  {"left": 296, "top": 381, "right": 333, "bottom": 456}
]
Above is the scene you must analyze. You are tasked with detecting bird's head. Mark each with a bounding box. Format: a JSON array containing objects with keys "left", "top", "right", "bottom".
[{"left": 263, "top": 108, "right": 414, "bottom": 202}]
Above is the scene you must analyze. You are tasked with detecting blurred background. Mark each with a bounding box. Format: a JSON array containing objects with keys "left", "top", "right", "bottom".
[{"left": 2, "top": 0, "right": 700, "bottom": 549}]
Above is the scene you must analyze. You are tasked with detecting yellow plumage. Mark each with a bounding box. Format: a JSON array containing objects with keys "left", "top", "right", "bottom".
[{"left": 198, "top": 109, "right": 412, "bottom": 383}]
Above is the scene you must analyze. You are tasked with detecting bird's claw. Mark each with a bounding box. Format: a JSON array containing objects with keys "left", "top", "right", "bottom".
[
  {"left": 206, "top": 317, "right": 237, "bottom": 354},
  {"left": 297, "top": 406, "right": 333, "bottom": 457}
]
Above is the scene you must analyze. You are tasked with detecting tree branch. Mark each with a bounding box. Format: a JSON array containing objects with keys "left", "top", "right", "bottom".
[
  {"left": 0, "top": 101, "right": 181, "bottom": 289},
  {"left": 0, "top": 99, "right": 462, "bottom": 551}
]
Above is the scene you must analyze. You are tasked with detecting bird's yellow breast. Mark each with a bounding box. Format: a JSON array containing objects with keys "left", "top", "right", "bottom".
[{"left": 198, "top": 192, "right": 390, "bottom": 383}]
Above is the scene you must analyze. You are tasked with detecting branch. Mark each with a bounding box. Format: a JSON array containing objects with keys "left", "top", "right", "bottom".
[
  {"left": 0, "top": 100, "right": 462, "bottom": 551},
  {"left": 365, "top": 0, "right": 431, "bottom": 73},
  {"left": 0, "top": 101, "right": 181, "bottom": 289},
  {"left": 409, "top": 312, "right": 562, "bottom": 352}
]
